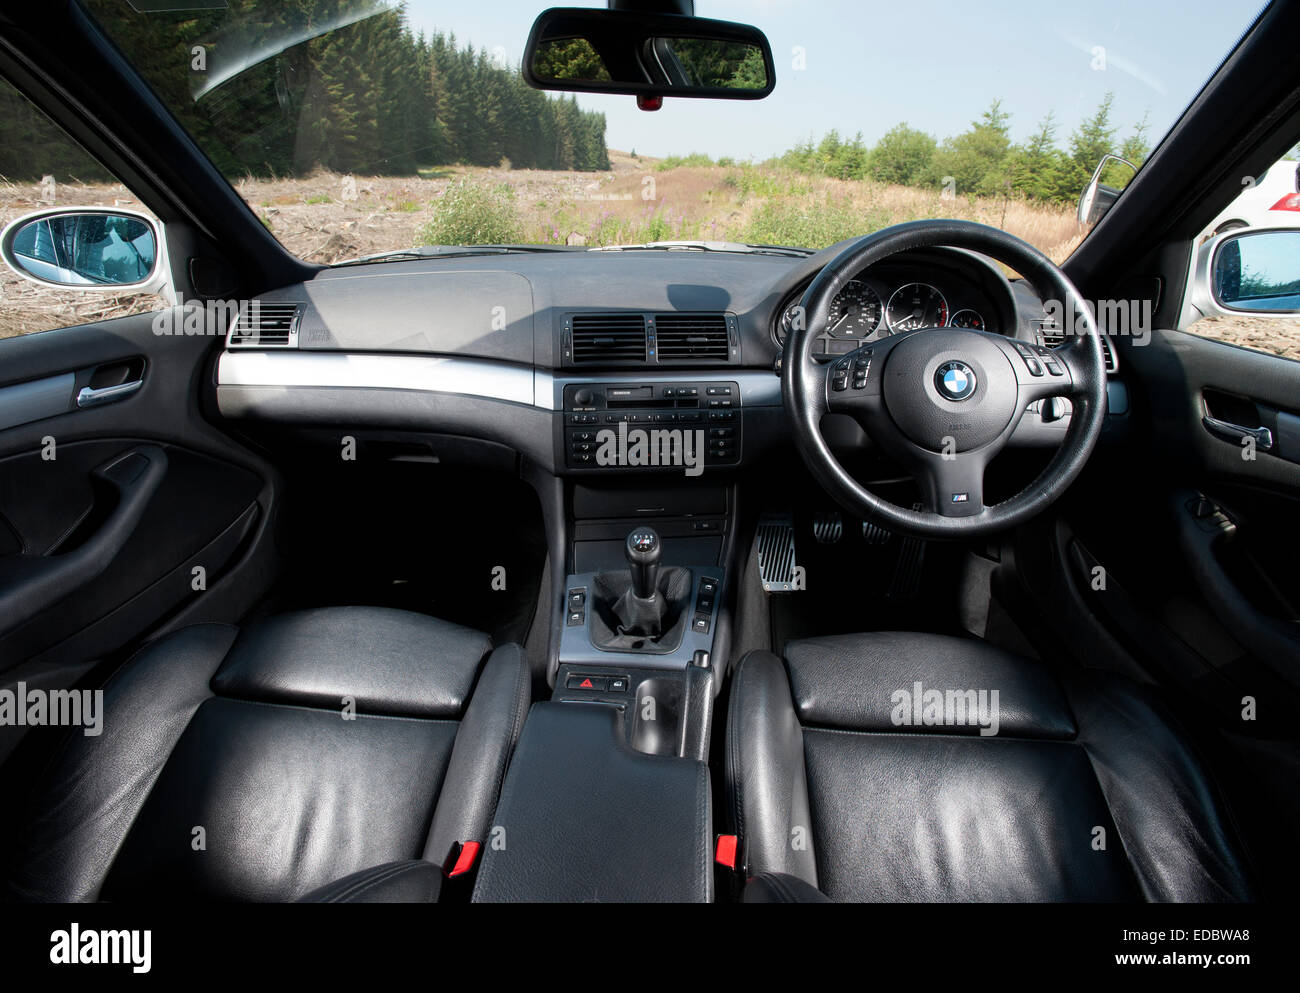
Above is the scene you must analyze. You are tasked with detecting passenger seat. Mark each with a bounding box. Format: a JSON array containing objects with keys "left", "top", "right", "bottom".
[{"left": 8, "top": 606, "right": 528, "bottom": 902}]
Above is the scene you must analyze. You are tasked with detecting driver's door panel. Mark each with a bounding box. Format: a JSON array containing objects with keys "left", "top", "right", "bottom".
[{"left": 1092, "top": 329, "right": 1300, "bottom": 694}]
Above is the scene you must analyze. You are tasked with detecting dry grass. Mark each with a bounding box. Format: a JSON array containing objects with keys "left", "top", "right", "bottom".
[{"left": 1, "top": 153, "right": 1295, "bottom": 361}]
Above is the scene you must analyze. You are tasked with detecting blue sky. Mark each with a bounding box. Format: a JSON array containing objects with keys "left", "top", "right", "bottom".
[{"left": 402, "top": 0, "right": 1268, "bottom": 159}]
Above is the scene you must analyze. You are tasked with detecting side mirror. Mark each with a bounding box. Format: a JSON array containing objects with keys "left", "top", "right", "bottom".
[
  {"left": 1077, "top": 154, "right": 1137, "bottom": 227},
  {"left": 0, "top": 207, "right": 166, "bottom": 292},
  {"left": 523, "top": 7, "right": 775, "bottom": 103},
  {"left": 1188, "top": 227, "right": 1300, "bottom": 322}
]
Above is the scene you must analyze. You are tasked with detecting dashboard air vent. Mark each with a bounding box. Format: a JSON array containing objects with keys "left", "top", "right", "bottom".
[
  {"left": 570, "top": 313, "right": 648, "bottom": 364},
  {"left": 227, "top": 301, "right": 302, "bottom": 348},
  {"left": 655, "top": 313, "right": 729, "bottom": 361},
  {"left": 1034, "top": 321, "right": 1117, "bottom": 373}
]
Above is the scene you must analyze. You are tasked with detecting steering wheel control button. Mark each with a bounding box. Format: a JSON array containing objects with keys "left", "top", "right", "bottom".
[
  {"left": 1011, "top": 340, "right": 1046, "bottom": 376},
  {"left": 831, "top": 356, "right": 854, "bottom": 391},
  {"left": 1033, "top": 346, "right": 1065, "bottom": 376},
  {"left": 935, "top": 360, "right": 977, "bottom": 401},
  {"left": 852, "top": 355, "right": 871, "bottom": 389}
]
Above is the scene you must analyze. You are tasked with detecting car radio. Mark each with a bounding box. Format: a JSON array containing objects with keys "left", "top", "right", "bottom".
[{"left": 561, "top": 381, "right": 741, "bottom": 470}]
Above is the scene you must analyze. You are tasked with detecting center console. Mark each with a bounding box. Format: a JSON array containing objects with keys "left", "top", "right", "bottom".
[
  {"left": 472, "top": 519, "right": 722, "bottom": 901},
  {"left": 475, "top": 519, "right": 721, "bottom": 902},
  {"left": 473, "top": 374, "right": 754, "bottom": 902}
]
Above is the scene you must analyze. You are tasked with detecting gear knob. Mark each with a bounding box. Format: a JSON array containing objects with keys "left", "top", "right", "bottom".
[{"left": 625, "top": 526, "right": 661, "bottom": 600}]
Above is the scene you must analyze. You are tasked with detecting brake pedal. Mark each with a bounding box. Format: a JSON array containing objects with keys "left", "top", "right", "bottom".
[
  {"left": 861, "top": 520, "right": 891, "bottom": 545},
  {"left": 812, "top": 511, "right": 843, "bottom": 544},
  {"left": 754, "top": 514, "right": 800, "bottom": 592}
]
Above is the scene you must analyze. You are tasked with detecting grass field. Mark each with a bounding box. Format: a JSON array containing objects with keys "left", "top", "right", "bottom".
[{"left": 1, "top": 150, "right": 1295, "bottom": 360}]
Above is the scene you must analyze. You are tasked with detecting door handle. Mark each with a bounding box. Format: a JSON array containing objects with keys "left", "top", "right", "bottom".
[
  {"left": 76, "top": 379, "right": 143, "bottom": 409},
  {"left": 1202, "top": 415, "right": 1273, "bottom": 451}
]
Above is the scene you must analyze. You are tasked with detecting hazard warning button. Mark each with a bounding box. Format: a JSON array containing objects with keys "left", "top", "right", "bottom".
[{"left": 565, "top": 674, "right": 608, "bottom": 691}]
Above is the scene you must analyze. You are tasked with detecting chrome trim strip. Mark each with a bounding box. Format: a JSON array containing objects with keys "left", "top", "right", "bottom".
[
  {"left": 219, "top": 353, "right": 783, "bottom": 412},
  {"left": 217, "top": 351, "right": 536, "bottom": 406}
]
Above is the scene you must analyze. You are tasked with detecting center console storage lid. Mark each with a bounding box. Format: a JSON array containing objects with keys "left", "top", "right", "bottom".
[{"left": 472, "top": 702, "right": 713, "bottom": 903}]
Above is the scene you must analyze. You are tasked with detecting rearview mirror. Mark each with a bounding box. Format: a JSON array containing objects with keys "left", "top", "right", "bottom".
[
  {"left": 0, "top": 207, "right": 164, "bottom": 292},
  {"left": 523, "top": 7, "right": 775, "bottom": 102}
]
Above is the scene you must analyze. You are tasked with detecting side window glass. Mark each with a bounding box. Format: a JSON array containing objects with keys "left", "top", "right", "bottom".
[
  {"left": 1182, "top": 145, "right": 1300, "bottom": 360},
  {"left": 0, "top": 76, "right": 167, "bottom": 339}
]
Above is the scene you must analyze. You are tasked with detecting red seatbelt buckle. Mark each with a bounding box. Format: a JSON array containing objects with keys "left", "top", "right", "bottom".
[
  {"left": 714, "top": 834, "right": 738, "bottom": 870},
  {"left": 442, "top": 840, "right": 481, "bottom": 878}
]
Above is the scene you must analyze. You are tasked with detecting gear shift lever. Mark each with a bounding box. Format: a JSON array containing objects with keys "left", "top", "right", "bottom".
[
  {"left": 586, "top": 526, "right": 689, "bottom": 648},
  {"left": 625, "top": 526, "right": 661, "bottom": 601}
]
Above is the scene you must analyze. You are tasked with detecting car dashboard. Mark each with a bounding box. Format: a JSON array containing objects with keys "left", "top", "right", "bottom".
[{"left": 215, "top": 243, "right": 1072, "bottom": 471}]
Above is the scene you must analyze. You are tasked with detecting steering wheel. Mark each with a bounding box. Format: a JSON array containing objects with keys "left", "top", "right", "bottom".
[{"left": 783, "top": 220, "right": 1107, "bottom": 539}]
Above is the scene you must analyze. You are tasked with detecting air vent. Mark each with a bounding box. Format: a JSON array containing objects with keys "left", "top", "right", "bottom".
[
  {"left": 570, "top": 313, "right": 647, "bottom": 364},
  {"left": 227, "top": 301, "right": 303, "bottom": 348},
  {"left": 1034, "top": 321, "right": 1118, "bottom": 373},
  {"left": 655, "top": 313, "right": 729, "bottom": 361}
]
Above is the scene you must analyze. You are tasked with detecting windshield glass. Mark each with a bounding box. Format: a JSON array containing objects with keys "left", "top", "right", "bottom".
[{"left": 84, "top": 0, "right": 1266, "bottom": 264}]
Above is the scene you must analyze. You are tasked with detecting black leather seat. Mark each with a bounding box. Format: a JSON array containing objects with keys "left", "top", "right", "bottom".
[
  {"left": 727, "top": 632, "right": 1253, "bottom": 902},
  {"left": 9, "top": 606, "right": 528, "bottom": 903}
]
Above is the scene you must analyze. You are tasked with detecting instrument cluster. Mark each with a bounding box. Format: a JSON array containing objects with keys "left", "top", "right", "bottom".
[{"left": 776, "top": 273, "right": 992, "bottom": 349}]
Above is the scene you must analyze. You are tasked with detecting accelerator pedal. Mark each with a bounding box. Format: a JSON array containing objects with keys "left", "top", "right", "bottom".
[{"left": 754, "top": 514, "right": 800, "bottom": 592}]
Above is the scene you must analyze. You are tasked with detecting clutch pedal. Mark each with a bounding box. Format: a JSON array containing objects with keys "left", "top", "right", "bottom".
[{"left": 754, "top": 514, "right": 800, "bottom": 592}]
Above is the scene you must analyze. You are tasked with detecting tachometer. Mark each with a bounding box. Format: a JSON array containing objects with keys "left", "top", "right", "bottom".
[
  {"left": 886, "top": 283, "right": 948, "bottom": 332},
  {"left": 826, "top": 279, "right": 883, "bottom": 337},
  {"left": 948, "top": 308, "right": 985, "bottom": 330}
]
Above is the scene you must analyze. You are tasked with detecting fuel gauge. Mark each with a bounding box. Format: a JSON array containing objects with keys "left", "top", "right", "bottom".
[{"left": 948, "top": 308, "right": 985, "bottom": 330}]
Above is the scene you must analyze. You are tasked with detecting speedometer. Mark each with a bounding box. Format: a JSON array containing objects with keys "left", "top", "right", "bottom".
[
  {"left": 886, "top": 283, "right": 948, "bottom": 332},
  {"left": 826, "top": 280, "right": 883, "bottom": 337}
]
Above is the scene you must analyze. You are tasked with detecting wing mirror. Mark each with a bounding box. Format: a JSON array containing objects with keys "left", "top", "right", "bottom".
[
  {"left": 1077, "top": 154, "right": 1137, "bottom": 226},
  {"left": 1188, "top": 227, "right": 1300, "bottom": 322},
  {"left": 0, "top": 207, "right": 167, "bottom": 292},
  {"left": 523, "top": 6, "right": 775, "bottom": 108}
]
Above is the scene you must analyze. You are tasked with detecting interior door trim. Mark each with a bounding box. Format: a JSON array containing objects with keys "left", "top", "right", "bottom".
[{"left": 0, "top": 371, "right": 74, "bottom": 431}]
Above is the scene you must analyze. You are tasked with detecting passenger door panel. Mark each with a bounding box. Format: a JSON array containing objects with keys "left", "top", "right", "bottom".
[{"left": 0, "top": 311, "right": 276, "bottom": 762}]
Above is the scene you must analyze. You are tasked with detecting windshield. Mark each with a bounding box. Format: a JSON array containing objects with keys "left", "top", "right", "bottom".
[{"left": 84, "top": 0, "right": 1267, "bottom": 265}]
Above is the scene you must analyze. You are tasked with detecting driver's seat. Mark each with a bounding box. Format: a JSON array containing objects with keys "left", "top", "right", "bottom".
[{"left": 726, "top": 632, "right": 1253, "bottom": 902}]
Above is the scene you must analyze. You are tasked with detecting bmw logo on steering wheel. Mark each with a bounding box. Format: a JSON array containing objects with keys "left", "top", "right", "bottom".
[{"left": 935, "top": 360, "right": 976, "bottom": 401}]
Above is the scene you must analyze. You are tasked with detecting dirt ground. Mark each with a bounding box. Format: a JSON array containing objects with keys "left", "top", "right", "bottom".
[
  {"left": 1190, "top": 314, "right": 1300, "bottom": 361},
  {"left": 1, "top": 152, "right": 1296, "bottom": 361}
]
